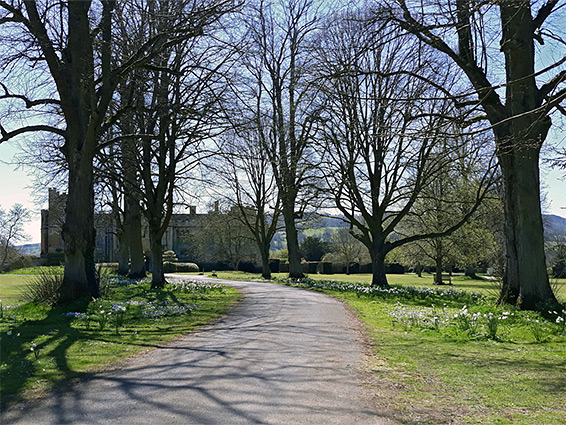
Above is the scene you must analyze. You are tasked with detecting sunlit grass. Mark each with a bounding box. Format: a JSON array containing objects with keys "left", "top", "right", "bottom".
[
  {"left": 347, "top": 292, "right": 566, "bottom": 425},
  {"left": 0, "top": 275, "right": 30, "bottom": 306},
  {"left": 5, "top": 266, "right": 65, "bottom": 275},
  {"left": 205, "top": 270, "right": 566, "bottom": 302}
]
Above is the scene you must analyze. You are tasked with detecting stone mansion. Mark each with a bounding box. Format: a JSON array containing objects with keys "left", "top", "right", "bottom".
[{"left": 40, "top": 189, "right": 209, "bottom": 262}]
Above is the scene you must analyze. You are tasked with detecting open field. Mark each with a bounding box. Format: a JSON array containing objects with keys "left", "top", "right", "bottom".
[
  {"left": 5, "top": 268, "right": 564, "bottom": 304},
  {"left": 5, "top": 266, "right": 65, "bottom": 275},
  {"left": 0, "top": 275, "right": 31, "bottom": 306}
]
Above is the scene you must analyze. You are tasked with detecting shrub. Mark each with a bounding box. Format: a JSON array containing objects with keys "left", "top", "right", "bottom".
[
  {"left": 300, "top": 236, "right": 330, "bottom": 261},
  {"left": 162, "top": 262, "right": 200, "bottom": 273},
  {"left": 163, "top": 261, "right": 176, "bottom": 273},
  {"left": 21, "top": 268, "right": 64, "bottom": 306},
  {"left": 6, "top": 255, "right": 33, "bottom": 272},
  {"left": 386, "top": 263, "right": 405, "bottom": 274},
  {"left": 306, "top": 262, "right": 319, "bottom": 274},
  {"left": 163, "top": 250, "right": 178, "bottom": 263},
  {"left": 318, "top": 262, "right": 333, "bottom": 274},
  {"left": 269, "top": 259, "right": 280, "bottom": 273},
  {"left": 238, "top": 262, "right": 258, "bottom": 273},
  {"left": 45, "top": 252, "right": 65, "bottom": 266},
  {"left": 96, "top": 263, "right": 119, "bottom": 273},
  {"left": 175, "top": 262, "right": 199, "bottom": 272}
]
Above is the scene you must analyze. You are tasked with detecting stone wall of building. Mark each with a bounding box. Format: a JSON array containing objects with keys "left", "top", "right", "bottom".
[
  {"left": 40, "top": 188, "right": 66, "bottom": 258},
  {"left": 41, "top": 189, "right": 206, "bottom": 262}
]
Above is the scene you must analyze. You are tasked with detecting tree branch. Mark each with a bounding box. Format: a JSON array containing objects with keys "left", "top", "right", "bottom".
[
  {"left": 0, "top": 82, "right": 60, "bottom": 108},
  {"left": 0, "top": 123, "right": 65, "bottom": 142},
  {"left": 538, "top": 69, "right": 566, "bottom": 102},
  {"left": 532, "top": 0, "right": 560, "bottom": 32}
]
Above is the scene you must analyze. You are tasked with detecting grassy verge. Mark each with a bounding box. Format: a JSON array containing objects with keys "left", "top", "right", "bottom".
[
  {"left": 0, "top": 275, "right": 30, "bottom": 306},
  {"left": 5, "top": 266, "right": 65, "bottom": 275},
  {"left": 276, "top": 277, "right": 566, "bottom": 425},
  {"left": 205, "top": 270, "right": 566, "bottom": 301},
  {"left": 0, "top": 275, "right": 240, "bottom": 408}
]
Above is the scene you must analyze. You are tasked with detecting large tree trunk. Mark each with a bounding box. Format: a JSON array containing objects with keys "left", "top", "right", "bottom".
[
  {"left": 369, "top": 245, "right": 389, "bottom": 287},
  {"left": 433, "top": 241, "right": 444, "bottom": 285},
  {"left": 434, "top": 257, "right": 444, "bottom": 285},
  {"left": 124, "top": 195, "right": 146, "bottom": 279},
  {"left": 56, "top": 1, "right": 99, "bottom": 304},
  {"left": 497, "top": 143, "right": 558, "bottom": 309},
  {"left": 116, "top": 227, "right": 129, "bottom": 275},
  {"left": 394, "top": 0, "right": 560, "bottom": 309},
  {"left": 149, "top": 226, "right": 165, "bottom": 289},
  {"left": 416, "top": 262, "right": 423, "bottom": 278},
  {"left": 283, "top": 203, "right": 303, "bottom": 279},
  {"left": 260, "top": 242, "right": 272, "bottom": 279},
  {"left": 60, "top": 155, "right": 98, "bottom": 303},
  {"left": 495, "top": 4, "right": 557, "bottom": 309}
]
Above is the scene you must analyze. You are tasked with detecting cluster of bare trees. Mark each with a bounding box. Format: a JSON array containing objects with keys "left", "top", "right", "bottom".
[
  {"left": 0, "top": 0, "right": 237, "bottom": 295},
  {"left": 1, "top": 0, "right": 565, "bottom": 310},
  {"left": 0, "top": 203, "right": 31, "bottom": 272}
]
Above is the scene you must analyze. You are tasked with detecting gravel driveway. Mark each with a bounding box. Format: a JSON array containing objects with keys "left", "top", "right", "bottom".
[{"left": 2, "top": 276, "right": 398, "bottom": 424}]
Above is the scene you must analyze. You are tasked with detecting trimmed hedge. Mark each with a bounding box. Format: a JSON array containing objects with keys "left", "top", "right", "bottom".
[
  {"left": 163, "top": 262, "right": 200, "bottom": 273},
  {"left": 175, "top": 262, "right": 199, "bottom": 272}
]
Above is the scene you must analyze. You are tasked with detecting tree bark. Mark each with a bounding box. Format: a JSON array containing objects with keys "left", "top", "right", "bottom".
[
  {"left": 283, "top": 202, "right": 303, "bottom": 279},
  {"left": 491, "top": 3, "right": 558, "bottom": 309},
  {"left": 394, "top": 0, "right": 561, "bottom": 310},
  {"left": 149, "top": 223, "right": 165, "bottom": 289},
  {"left": 434, "top": 241, "right": 444, "bottom": 285},
  {"left": 124, "top": 194, "right": 146, "bottom": 279},
  {"left": 259, "top": 242, "right": 272, "bottom": 279},
  {"left": 60, "top": 154, "right": 98, "bottom": 303},
  {"left": 416, "top": 263, "right": 423, "bottom": 278},
  {"left": 57, "top": 1, "right": 100, "bottom": 304},
  {"left": 116, "top": 227, "right": 129, "bottom": 275},
  {"left": 434, "top": 257, "right": 444, "bottom": 285},
  {"left": 369, "top": 244, "right": 389, "bottom": 287},
  {"left": 497, "top": 142, "right": 558, "bottom": 308}
]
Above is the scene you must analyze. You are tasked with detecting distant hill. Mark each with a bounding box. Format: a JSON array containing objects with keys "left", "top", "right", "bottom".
[
  {"left": 304, "top": 215, "right": 350, "bottom": 228},
  {"left": 543, "top": 214, "right": 566, "bottom": 240},
  {"left": 16, "top": 243, "right": 41, "bottom": 257}
]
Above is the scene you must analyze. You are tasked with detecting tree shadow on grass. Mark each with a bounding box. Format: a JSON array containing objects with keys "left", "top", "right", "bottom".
[{"left": 0, "top": 303, "right": 95, "bottom": 410}]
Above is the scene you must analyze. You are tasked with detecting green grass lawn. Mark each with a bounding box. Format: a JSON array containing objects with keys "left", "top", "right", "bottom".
[
  {"left": 0, "top": 276, "right": 240, "bottom": 408},
  {"left": 0, "top": 275, "right": 31, "bottom": 306},
  {"left": 343, "top": 292, "right": 565, "bottom": 425},
  {"left": 5, "top": 266, "right": 65, "bottom": 275},
  {"left": 209, "top": 270, "right": 566, "bottom": 301}
]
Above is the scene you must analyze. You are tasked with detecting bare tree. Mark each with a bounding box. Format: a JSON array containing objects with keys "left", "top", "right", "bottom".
[
  {"left": 383, "top": 0, "right": 565, "bottom": 308},
  {"left": 235, "top": 0, "right": 325, "bottom": 278},
  {"left": 0, "top": 0, "right": 236, "bottom": 302},
  {"left": 0, "top": 203, "right": 31, "bottom": 272},
  {"left": 213, "top": 128, "right": 281, "bottom": 278},
  {"left": 327, "top": 228, "right": 368, "bottom": 274},
  {"left": 121, "top": 20, "right": 230, "bottom": 288},
  {"left": 315, "top": 11, "right": 496, "bottom": 286},
  {"left": 199, "top": 204, "right": 260, "bottom": 270}
]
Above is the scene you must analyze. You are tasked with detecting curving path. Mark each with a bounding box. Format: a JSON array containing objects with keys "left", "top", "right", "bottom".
[{"left": 2, "top": 276, "right": 397, "bottom": 425}]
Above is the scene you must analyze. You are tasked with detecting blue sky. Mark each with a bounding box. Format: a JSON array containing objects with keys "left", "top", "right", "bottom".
[{"left": 1, "top": 138, "right": 565, "bottom": 245}]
